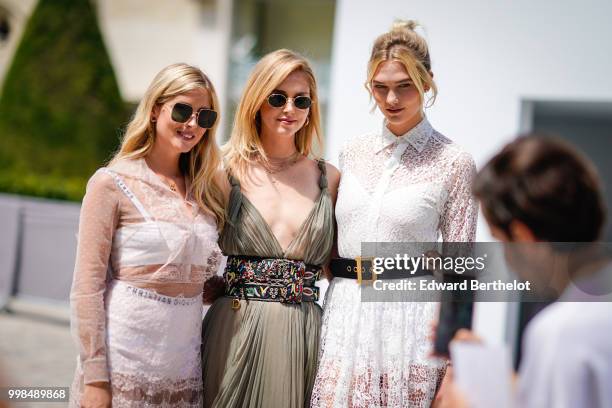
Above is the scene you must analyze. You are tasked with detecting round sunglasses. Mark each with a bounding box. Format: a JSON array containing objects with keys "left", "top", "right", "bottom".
[
  {"left": 267, "top": 93, "right": 312, "bottom": 110},
  {"left": 170, "top": 102, "right": 218, "bottom": 129}
]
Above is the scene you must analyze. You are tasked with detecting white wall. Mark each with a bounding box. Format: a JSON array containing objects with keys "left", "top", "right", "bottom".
[
  {"left": 0, "top": 194, "right": 80, "bottom": 312},
  {"left": 326, "top": 0, "right": 612, "bottom": 168},
  {"left": 96, "top": 0, "right": 233, "bottom": 111},
  {"left": 326, "top": 0, "right": 612, "bottom": 343},
  {"left": 327, "top": 0, "right": 612, "bottom": 174}
]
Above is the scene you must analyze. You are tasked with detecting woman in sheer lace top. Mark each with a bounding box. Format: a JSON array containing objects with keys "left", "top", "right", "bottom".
[
  {"left": 69, "top": 63, "right": 224, "bottom": 408},
  {"left": 311, "top": 21, "right": 478, "bottom": 408}
]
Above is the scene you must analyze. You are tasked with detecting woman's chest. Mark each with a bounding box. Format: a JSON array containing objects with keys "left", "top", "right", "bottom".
[{"left": 336, "top": 170, "right": 448, "bottom": 231}]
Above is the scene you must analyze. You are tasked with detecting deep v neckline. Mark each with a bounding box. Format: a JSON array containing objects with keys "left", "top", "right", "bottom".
[{"left": 240, "top": 190, "right": 324, "bottom": 256}]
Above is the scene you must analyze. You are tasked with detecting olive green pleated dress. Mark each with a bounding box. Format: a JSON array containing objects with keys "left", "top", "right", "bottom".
[{"left": 202, "top": 160, "right": 334, "bottom": 408}]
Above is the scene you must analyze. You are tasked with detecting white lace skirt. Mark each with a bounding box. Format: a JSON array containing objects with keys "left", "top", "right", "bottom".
[
  {"left": 70, "top": 280, "right": 203, "bottom": 407},
  {"left": 311, "top": 278, "right": 448, "bottom": 408}
]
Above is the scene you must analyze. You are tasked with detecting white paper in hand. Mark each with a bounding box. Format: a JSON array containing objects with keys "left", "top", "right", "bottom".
[{"left": 450, "top": 342, "right": 515, "bottom": 408}]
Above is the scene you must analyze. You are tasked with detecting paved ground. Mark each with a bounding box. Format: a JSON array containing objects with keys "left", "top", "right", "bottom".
[{"left": 0, "top": 311, "right": 75, "bottom": 407}]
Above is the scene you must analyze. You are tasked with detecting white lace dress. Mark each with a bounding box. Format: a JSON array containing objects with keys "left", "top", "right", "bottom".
[
  {"left": 69, "top": 158, "right": 222, "bottom": 407},
  {"left": 311, "top": 118, "right": 477, "bottom": 408}
]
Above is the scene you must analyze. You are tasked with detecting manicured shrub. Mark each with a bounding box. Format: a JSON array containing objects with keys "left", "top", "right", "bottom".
[{"left": 0, "top": 0, "right": 129, "bottom": 201}]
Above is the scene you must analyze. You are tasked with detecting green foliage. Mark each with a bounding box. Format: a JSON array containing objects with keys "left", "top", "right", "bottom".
[{"left": 0, "top": 0, "right": 130, "bottom": 201}]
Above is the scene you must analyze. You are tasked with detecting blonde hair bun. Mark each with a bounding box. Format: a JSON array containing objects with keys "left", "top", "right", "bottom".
[{"left": 391, "top": 19, "right": 419, "bottom": 32}]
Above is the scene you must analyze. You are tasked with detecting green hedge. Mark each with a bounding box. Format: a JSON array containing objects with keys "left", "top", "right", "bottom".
[
  {"left": 0, "top": 0, "right": 130, "bottom": 201},
  {"left": 0, "top": 171, "right": 86, "bottom": 201}
]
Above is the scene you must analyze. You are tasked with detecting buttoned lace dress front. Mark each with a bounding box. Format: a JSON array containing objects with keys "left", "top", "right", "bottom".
[{"left": 311, "top": 118, "right": 477, "bottom": 408}]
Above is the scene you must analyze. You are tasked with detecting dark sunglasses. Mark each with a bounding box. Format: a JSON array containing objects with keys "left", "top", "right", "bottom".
[
  {"left": 267, "top": 93, "right": 312, "bottom": 110},
  {"left": 170, "top": 102, "right": 217, "bottom": 129}
]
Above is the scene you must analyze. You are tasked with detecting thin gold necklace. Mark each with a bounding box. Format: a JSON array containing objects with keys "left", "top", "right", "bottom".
[
  {"left": 145, "top": 157, "right": 180, "bottom": 193},
  {"left": 159, "top": 174, "right": 179, "bottom": 193},
  {"left": 258, "top": 151, "right": 301, "bottom": 176}
]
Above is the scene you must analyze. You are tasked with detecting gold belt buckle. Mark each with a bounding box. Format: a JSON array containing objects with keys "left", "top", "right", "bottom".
[
  {"left": 231, "top": 298, "right": 241, "bottom": 310},
  {"left": 356, "top": 256, "right": 376, "bottom": 285}
]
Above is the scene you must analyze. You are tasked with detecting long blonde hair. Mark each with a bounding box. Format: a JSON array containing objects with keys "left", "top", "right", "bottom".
[
  {"left": 110, "top": 63, "right": 225, "bottom": 229},
  {"left": 366, "top": 20, "right": 438, "bottom": 108},
  {"left": 224, "top": 49, "right": 323, "bottom": 180}
]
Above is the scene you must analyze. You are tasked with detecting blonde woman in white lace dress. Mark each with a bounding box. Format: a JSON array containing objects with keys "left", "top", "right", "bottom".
[
  {"left": 311, "top": 21, "right": 477, "bottom": 408},
  {"left": 69, "top": 63, "right": 224, "bottom": 407}
]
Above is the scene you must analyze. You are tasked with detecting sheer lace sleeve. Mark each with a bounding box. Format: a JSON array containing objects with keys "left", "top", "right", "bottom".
[
  {"left": 70, "top": 170, "right": 119, "bottom": 384},
  {"left": 440, "top": 151, "right": 478, "bottom": 242}
]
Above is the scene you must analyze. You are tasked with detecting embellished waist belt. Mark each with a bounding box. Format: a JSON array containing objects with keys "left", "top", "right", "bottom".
[{"left": 224, "top": 255, "right": 321, "bottom": 307}]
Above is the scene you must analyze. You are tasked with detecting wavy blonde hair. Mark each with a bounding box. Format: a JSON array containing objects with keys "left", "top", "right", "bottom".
[
  {"left": 110, "top": 63, "right": 225, "bottom": 229},
  {"left": 224, "top": 49, "right": 323, "bottom": 179},
  {"left": 366, "top": 20, "right": 438, "bottom": 108}
]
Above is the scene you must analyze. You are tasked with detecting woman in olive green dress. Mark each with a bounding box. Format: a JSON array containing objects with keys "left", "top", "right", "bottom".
[{"left": 201, "top": 49, "right": 340, "bottom": 408}]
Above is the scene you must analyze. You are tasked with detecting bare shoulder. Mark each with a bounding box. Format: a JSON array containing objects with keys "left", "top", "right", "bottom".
[
  {"left": 310, "top": 159, "right": 340, "bottom": 202},
  {"left": 212, "top": 166, "right": 231, "bottom": 202},
  {"left": 305, "top": 158, "right": 340, "bottom": 181},
  {"left": 324, "top": 162, "right": 341, "bottom": 188},
  {"left": 213, "top": 166, "right": 231, "bottom": 190}
]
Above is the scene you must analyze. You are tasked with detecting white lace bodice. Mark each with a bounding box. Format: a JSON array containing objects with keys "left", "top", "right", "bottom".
[{"left": 336, "top": 117, "right": 478, "bottom": 255}]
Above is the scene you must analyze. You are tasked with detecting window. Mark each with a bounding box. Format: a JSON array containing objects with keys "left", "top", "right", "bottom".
[{"left": 226, "top": 0, "right": 336, "bottom": 145}]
